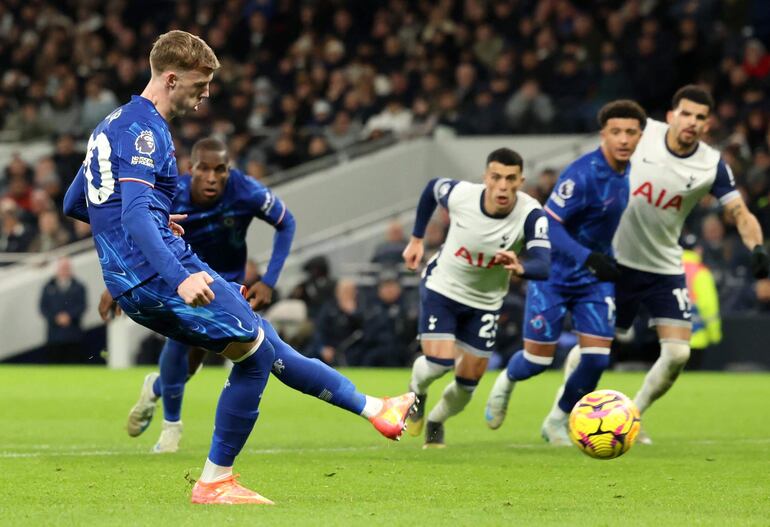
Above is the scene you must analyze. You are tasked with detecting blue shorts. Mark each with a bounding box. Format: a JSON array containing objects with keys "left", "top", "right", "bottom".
[
  {"left": 116, "top": 252, "right": 260, "bottom": 353},
  {"left": 615, "top": 264, "right": 691, "bottom": 331},
  {"left": 523, "top": 281, "right": 616, "bottom": 343},
  {"left": 418, "top": 284, "right": 500, "bottom": 358}
]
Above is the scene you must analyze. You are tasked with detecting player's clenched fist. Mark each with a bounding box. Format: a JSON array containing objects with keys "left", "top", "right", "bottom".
[
  {"left": 177, "top": 272, "right": 215, "bottom": 307},
  {"left": 402, "top": 236, "right": 425, "bottom": 271}
]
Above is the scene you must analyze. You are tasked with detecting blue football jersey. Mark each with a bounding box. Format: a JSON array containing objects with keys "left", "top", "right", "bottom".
[
  {"left": 173, "top": 169, "right": 288, "bottom": 282},
  {"left": 544, "top": 148, "right": 630, "bottom": 286},
  {"left": 78, "top": 95, "right": 184, "bottom": 296}
]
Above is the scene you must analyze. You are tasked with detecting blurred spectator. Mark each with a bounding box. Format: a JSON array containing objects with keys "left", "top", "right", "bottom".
[
  {"left": 290, "top": 255, "right": 336, "bottom": 320},
  {"left": 742, "top": 39, "right": 770, "bottom": 80},
  {"left": 530, "top": 168, "right": 559, "bottom": 204},
  {"left": 363, "top": 97, "right": 413, "bottom": 139},
  {"left": 28, "top": 210, "right": 72, "bottom": 252},
  {"left": 356, "top": 272, "right": 417, "bottom": 366},
  {"left": 682, "top": 235, "right": 722, "bottom": 368},
  {"left": 371, "top": 219, "right": 407, "bottom": 267},
  {"left": 53, "top": 134, "right": 85, "bottom": 189},
  {"left": 39, "top": 257, "right": 87, "bottom": 363},
  {"left": 40, "top": 87, "right": 81, "bottom": 137},
  {"left": 315, "top": 278, "right": 363, "bottom": 366},
  {"left": 0, "top": 198, "right": 34, "bottom": 254},
  {"left": 80, "top": 77, "right": 119, "bottom": 134},
  {"left": 324, "top": 111, "right": 362, "bottom": 151},
  {"left": 505, "top": 79, "right": 555, "bottom": 133}
]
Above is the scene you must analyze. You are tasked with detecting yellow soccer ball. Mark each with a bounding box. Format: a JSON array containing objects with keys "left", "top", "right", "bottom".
[{"left": 568, "top": 389, "right": 641, "bottom": 460}]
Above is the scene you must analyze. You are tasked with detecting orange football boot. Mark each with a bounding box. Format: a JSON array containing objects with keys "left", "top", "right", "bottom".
[
  {"left": 191, "top": 474, "right": 274, "bottom": 505},
  {"left": 369, "top": 392, "right": 418, "bottom": 440}
]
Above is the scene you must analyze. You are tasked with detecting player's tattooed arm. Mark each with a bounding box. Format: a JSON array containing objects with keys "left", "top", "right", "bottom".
[
  {"left": 724, "top": 197, "right": 768, "bottom": 278},
  {"left": 724, "top": 198, "right": 763, "bottom": 249}
]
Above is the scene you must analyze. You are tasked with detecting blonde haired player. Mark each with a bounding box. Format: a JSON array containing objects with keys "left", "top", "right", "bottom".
[
  {"left": 403, "top": 148, "right": 551, "bottom": 447},
  {"left": 65, "top": 32, "right": 410, "bottom": 506}
]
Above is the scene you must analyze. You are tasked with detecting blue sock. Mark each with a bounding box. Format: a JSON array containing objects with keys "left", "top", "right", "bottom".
[
  {"left": 262, "top": 320, "right": 366, "bottom": 415},
  {"left": 506, "top": 350, "right": 551, "bottom": 381},
  {"left": 558, "top": 351, "right": 610, "bottom": 413},
  {"left": 152, "top": 339, "right": 189, "bottom": 422},
  {"left": 208, "top": 338, "right": 274, "bottom": 467}
]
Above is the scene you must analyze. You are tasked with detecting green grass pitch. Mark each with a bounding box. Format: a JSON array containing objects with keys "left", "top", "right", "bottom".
[{"left": 0, "top": 366, "right": 768, "bottom": 526}]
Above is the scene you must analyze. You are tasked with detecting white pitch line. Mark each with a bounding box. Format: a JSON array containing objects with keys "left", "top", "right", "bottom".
[
  {"left": 0, "top": 445, "right": 383, "bottom": 459},
  {"left": 1, "top": 438, "right": 768, "bottom": 459}
]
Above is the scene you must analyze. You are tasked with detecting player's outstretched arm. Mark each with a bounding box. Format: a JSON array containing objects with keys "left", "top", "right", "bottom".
[
  {"left": 405, "top": 178, "right": 457, "bottom": 271},
  {"left": 63, "top": 167, "right": 90, "bottom": 224},
  {"left": 517, "top": 208, "right": 551, "bottom": 280},
  {"left": 258, "top": 207, "right": 296, "bottom": 303},
  {"left": 723, "top": 197, "right": 768, "bottom": 278}
]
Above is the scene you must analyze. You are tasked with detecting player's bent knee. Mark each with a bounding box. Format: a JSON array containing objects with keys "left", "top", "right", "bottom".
[
  {"left": 660, "top": 339, "right": 690, "bottom": 365},
  {"left": 421, "top": 339, "right": 456, "bottom": 360},
  {"left": 220, "top": 329, "right": 266, "bottom": 362}
]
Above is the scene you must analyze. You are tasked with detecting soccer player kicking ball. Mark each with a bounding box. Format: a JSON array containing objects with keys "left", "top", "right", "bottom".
[
  {"left": 63, "top": 31, "right": 409, "bottom": 505},
  {"left": 485, "top": 100, "right": 647, "bottom": 444},
  {"left": 403, "top": 148, "right": 551, "bottom": 447},
  {"left": 109, "top": 137, "right": 415, "bottom": 453}
]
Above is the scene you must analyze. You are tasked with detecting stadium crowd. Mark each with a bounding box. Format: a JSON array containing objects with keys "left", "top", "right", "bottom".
[{"left": 1, "top": 0, "right": 769, "bottom": 363}]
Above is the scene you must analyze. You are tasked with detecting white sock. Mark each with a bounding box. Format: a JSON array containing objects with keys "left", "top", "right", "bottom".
[
  {"left": 199, "top": 458, "right": 232, "bottom": 483},
  {"left": 563, "top": 344, "right": 581, "bottom": 381},
  {"left": 427, "top": 380, "right": 475, "bottom": 423},
  {"left": 546, "top": 345, "right": 581, "bottom": 421},
  {"left": 545, "top": 404, "right": 568, "bottom": 423},
  {"left": 360, "top": 395, "right": 384, "bottom": 419},
  {"left": 163, "top": 419, "right": 182, "bottom": 427},
  {"left": 634, "top": 339, "right": 690, "bottom": 414},
  {"left": 409, "top": 355, "right": 453, "bottom": 394}
]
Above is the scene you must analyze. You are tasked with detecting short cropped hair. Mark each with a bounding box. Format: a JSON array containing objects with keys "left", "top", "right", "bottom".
[
  {"left": 597, "top": 99, "right": 647, "bottom": 129},
  {"left": 191, "top": 137, "right": 227, "bottom": 161},
  {"left": 149, "top": 30, "right": 220, "bottom": 75},
  {"left": 486, "top": 148, "right": 523, "bottom": 169},
  {"left": 672, "top": 85, "right": 714, "bottom": 113}
]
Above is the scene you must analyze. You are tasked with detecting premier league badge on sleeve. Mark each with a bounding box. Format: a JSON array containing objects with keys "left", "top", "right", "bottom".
[
  {"left": 135, "top": 130, "right": 156, "bottom": 155},
  {"left": 557, "top": 179, "right": 575, "bottom": 200}
]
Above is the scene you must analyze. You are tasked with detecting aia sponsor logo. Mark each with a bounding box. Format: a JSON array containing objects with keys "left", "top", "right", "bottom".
[
  {"left": 454, "top": 246, "right": 498, "bottom": 268},
  {"left": 632, "top": 182, "right": 682, "bottom": 211}
]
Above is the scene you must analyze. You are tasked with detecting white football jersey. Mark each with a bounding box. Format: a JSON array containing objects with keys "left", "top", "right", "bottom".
[
  {"left": 424, "top": 181, "right": 547, "bottom": 310},
  {"left": 613, "top": 119, "right": 739, "bottom": 274}
]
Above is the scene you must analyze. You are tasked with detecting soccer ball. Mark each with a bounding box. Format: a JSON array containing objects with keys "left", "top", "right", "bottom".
[{"left": 568, "top": 389, "right": 641, "bottom": 460}]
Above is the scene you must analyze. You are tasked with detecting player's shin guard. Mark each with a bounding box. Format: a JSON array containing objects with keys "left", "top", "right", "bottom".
[
  {"left": 557, "top": 348, "right": 611, "bottom": 414},
  {"left": 207, "top": 338, "right": 274, "bottom": 467},
  {"left": 153, "top": 339, "right": 189, "bottom": 422},
  {"left": 506, "top": 349, "right": 553, "bottom": 381},
  {"left": 409, "top": 355, "right": 454, "bottom": 394},
  {"left": 634, "top": 339, "right": 690, "bottom": 414},
  {"left": 262, "top": 320, "right": 365, "bottom": 414},
  {"left": 427, "top": 376, "right": 478, "bottom": 423}
]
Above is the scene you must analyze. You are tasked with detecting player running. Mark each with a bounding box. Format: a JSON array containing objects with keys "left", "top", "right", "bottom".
[
  {"left": 63, "top": 31, "right": 411, "bottom": 506},
  {"left": 562, "top": 85, "right": 768, "bottom": 444},
  {"left": 110, "top": 137, "right": 415, "bottom": 453},
  {"left": 484, "top": 100, "right": 647, "bottom": 444},
  {"left": 403, "top": 148, "right": 551, "bottom": 447}
]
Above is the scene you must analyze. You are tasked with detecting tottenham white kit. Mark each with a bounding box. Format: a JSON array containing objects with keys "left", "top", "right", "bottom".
[
  {"left": 613, "top": 119, "right": 739, "bottom": 275},
  {"left": 424, "top": 180, "right": 547, "bottom": 311}
]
